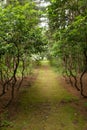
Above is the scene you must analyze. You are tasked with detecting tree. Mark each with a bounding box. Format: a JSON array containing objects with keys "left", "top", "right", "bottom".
[
  {"left": 0, "top": 1, "right": 46, "bottom": 106},
  {"left": 47, "top": 0, "right": 87, "bottom": 97}
]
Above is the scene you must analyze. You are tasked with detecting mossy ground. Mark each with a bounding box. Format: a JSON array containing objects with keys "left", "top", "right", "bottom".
[{"left": 1, "top": 61, "right": 87, "bottom": 130}]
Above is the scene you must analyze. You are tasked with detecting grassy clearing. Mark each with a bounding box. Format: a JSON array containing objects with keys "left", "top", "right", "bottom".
[{"left": 1, "top": 61, "right": 87, "bottom": 130}]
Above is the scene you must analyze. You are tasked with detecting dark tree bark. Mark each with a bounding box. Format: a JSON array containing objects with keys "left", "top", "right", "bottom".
[
  {"left": 80, "top": 69, "right": 87, "bottom": 98},
  {"left": 4, "top": 43, "right": 20, "bottom": 107},
  {"left": 69, "top": 69, "right": 80, "bottom": 91},
  {"left": 17, "top": 59, "right": 25, "bottom": 91},
  {"left": 79, "top": 49, "right": 87, "bottom": 98}
]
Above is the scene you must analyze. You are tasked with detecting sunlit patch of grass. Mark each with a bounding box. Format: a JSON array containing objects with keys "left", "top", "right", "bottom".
[{"left": 40, "top": 60, "right": 50, "bottom": 65}]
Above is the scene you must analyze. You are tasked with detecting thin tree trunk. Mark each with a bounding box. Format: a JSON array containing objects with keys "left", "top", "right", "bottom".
[
  {"left": 80, "top": 69, "right": 87, "bottom": 98},
  {"left": 69, "top": 70, "right": 80, "bottom": 91},
  {"left": 17, "top": 59, "right": 25, "bottom": 91},
  {"left": 4, "top": 43, "right": 20, "bottom": 107}
]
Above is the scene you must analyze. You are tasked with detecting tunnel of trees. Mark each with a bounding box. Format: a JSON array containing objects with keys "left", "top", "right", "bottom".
[
  {"left": 0, "top": 0, "right": 87, "bottom": 129},
  {"left": 0, "top": 0, "right": 87, "bottom": 107}
]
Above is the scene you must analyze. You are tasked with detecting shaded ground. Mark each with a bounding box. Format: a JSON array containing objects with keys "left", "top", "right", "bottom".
[
  {"left": 1, "top": 63, "right": 87, "bottom": 130},
  {"left": 0, "top": 72, "right": 37, "bottom": 109},
  {"left": 60, "top": 74, "right": 87, "bottom": 97}
]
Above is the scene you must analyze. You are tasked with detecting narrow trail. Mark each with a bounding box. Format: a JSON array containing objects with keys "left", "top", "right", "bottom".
[{"left": 3, "top": 63, "right": 87, "bottom": 130}]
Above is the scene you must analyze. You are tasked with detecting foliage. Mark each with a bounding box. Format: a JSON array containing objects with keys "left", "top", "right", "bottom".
[
  {"left": 0, "top": 0, "right": 47, "bottom": 106},
  {"left": 47, "top": 0, "right": 87, "bottom": 97}
]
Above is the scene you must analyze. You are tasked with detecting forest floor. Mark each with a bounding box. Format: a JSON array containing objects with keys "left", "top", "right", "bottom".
[{"left": 1, "top": 61, "right": 87, "bottom": 130}]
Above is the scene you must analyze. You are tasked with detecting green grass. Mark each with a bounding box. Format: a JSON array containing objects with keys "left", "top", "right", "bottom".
[
  {"left": 1, "top": 62, "right": 87, "bottom": 130},
  {"left": 40, "top": 60, "right": 49, "bottom": 65}
]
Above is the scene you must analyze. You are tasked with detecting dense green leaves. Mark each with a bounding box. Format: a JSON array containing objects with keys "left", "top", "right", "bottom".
[
  {"left": 0, "top": 0, "right": 47, "bottom": 104},
  {"left": 47, "top": 0, "right": 87, "bottom": 97}
]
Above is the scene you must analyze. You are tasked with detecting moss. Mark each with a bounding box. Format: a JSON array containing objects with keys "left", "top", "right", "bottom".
[{"left": 2, "top": 62, "right": 87, "bottom": 130}]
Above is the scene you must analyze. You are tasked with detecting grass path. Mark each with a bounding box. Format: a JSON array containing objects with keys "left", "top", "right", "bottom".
[{"left": 2, "top": 63, "right": 87, "bottom": 130}]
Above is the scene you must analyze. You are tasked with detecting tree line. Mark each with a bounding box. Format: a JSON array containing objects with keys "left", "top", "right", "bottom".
[
  {"left": 0, "top": 0, "right": 46, "bottom": 107},
  {"left": 47, "top": 0, "right": 87, "bottom": 97}
]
